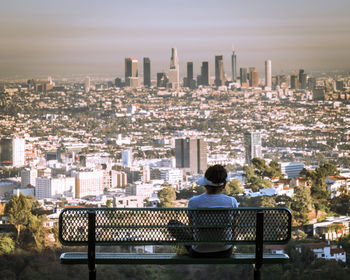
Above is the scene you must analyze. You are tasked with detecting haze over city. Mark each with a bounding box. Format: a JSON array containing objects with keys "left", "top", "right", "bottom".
[{"left": 1, "top": 0, "right": 350, "bottom": 78}]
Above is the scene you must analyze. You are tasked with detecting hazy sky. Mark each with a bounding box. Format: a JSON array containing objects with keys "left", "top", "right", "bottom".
[{"left": 1, "top": 0, "right": 350, "bottom": 78}]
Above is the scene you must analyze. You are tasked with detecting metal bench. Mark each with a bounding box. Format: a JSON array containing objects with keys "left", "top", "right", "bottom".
[{"left": 59, "top": 207, "right": 292, "bottom": 280}]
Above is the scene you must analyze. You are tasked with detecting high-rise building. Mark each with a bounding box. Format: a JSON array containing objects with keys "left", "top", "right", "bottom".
[
  {"left": 299, "top": 69, "right": 307, "bottom": 89},
  {"left": 290, "top": 73, "right": 299, "bottom": 89},
  {"left": 336, "top": 80, "right": 344, "bottom": 91},
  {"left": 185, "top": 62, "right": 196, "bottom": 89},
  {"left": 249, "top": 68, "right": 259, "bottom": 87},
  {"left": 215, "top": 55, "right": 225, "bottom": 86},
  {"left": 74, "top": 171, "right": 104, "bottom": 198},
  {"left": 35, "top": 176, "right": 75, "bottom": 200},
  {"left": 122, "top": 148, "right": 133, "bottom": 167},
  {"left": 21, "top": 168, "right": 37, "bottom": 188},
  {"left": 125, "top": 57, "right": 138, "bottom": 87},
  {"left": 157, "top": 72, "right": 168, "bottom": 87},
  {"left": 168, "top": 48, "right": 180, "bottom": 88},
  {"left": 0, "top": 137, "right": 25, "bottom": 167},
  {"left": 244, "top": 132, "right": 262, "bottom": 165},
  {"left": 265, "top": 60, "right": 272, "bottom": 88},
  {"left": 231, "top": 49, "right": 237, "bottom": 82},
  {"left": 84, "top": 76, "right": 90, "bottom": 93},
  {"left": 240, "top": 68, "right": 248, "bottom": 86},
  {"left": 200, "top": 61, "right": 209, "bottom": 86},
  {"left": 143, "top": 57, "right": 151, "bottom": 87},
  {"left": 307, "top": 77, "right": 316, "bottom": 90},
  {"left": 175, "top": 138, "right": 207, "bottom": 174}
]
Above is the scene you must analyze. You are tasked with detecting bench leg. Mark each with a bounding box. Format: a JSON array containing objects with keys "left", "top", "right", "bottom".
[
  {"left": 254, "top": 211, "right": 264, "bottom": 280},
  {"left": 88, "top": 211, "right": 96, "bottom": 280}
]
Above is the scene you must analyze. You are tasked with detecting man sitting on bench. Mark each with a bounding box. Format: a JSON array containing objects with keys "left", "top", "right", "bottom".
[{"left": 170, "top": 164, "right": 239, "bottom": 258}]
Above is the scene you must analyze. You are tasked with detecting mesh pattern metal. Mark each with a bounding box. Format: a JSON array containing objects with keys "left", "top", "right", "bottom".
[{"left": 59, "top": 208, "right": 291, "bottom": 246}]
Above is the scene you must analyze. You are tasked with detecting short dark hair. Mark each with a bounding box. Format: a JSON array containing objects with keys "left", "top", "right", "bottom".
[{"left": 205, "top": 164, "right": 227, "bottom": 185}]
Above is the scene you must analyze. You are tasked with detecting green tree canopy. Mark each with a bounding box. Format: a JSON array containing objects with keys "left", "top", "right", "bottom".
[
  {"left": 5, "top": 194, "right": 33, "bottom": 240},
  {"left": 158, "top": 186, "right": 176, "bottom": 207},
  {"left": 225, "top": 179, "right": 244, "bottom": 196},
  {"left": 0, "top": 235, "right": 15, "bottom": 255},
  {"left": 291, "top": 185, "right": 311, "bottom": 225}
]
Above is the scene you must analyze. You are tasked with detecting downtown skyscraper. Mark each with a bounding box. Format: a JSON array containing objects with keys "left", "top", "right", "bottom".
[
  {"left": 214, "top": 55, "right": 225, "bottom": 86},
  {"left": 175, "top": 138, "right": 207, "bottom": 174},
  {"left": 244, "top": 132, "right": 262, "bottom": 165},
  {"left": 265, "top": 60, "right": 272, "bottom": 88},
  {"left": 125, "top": 57, "right": 138, "bottom": 87},
  {"left": 200, "top": 61, "right": 209, "bottom": 86},
  {"left": 231, "top": 49, "right": 237, "bottom": 82},
  {"left": 143, "top": 57, "right": 151, "bottom": 87},
  {"left": 168, "top": 48, "right": 180, "bottom": 89}
]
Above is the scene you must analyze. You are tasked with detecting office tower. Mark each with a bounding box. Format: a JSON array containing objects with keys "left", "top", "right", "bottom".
[
  {"left": 122, "top": 148, "right": 133, "bottom": 167},
  {"left": 0, "top": 137, "right": 25, "bottom": 167},
  {"left": 125, "top": 57, "right": 138, "bottom": 86},
  {"left": 336, "top": 80, "right": 344, "bottom": 91},
  {"left": 299, "top": 69, "right": 307, "bottom": 89},
  {"left": 175, "top": 138, "right": 207, "bottom": 174},
  {"left": 168, "top": 48, "right": 180, "bottom": 88},
  {"left": 157, "top": 72, "right": 168, "bottom": 87},
  {"left": 21, "top": 168, "right": 38, "bottom": 188},
  {"left": 244, "top": 132, "right": 262, "bottom": 165},
  {"left": 84, "top": 76, "right": 90, "bottom": 93},
  {"left": 249, "top": 68, "right": 259, "bottom": 87},
  {"left": 185, "top": 62, "right": 195, "bottom": 88},
  {"left": 280, "top": 162, "right": 305, "bottom": 179},
  {"left": 215, "top": 55, "right": 225, "bottom": 86},
  {"left": 290, "top": 73, "right": 299, "bottom": 89},
  {"left": 35, "top": 176, "right": 75, "bottom": 200},
  {"left": 143, "top": 57, "right": 151, "bottom": 87},
  {"left": 200, "top": 61, "right": 209, "bottom": 86},
  {"left": 265, "top": 60, "right": 272, "bottom": 88},
  {"left": 307, "top": 77, "right": 316, "bottom": 90},
  {"left": 240, "top": 68, "right": 248, "bottom": 86},
  {"left": 231, "top": 49, "right": 237, "bottom": 82},
  {"left": 74, "top": 171, "right": 104, "bottom": 198}
]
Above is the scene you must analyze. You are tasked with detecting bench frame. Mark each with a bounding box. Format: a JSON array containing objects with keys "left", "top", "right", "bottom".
[{"left": 59, "top": 207, "right": 292, "bottom": 280}]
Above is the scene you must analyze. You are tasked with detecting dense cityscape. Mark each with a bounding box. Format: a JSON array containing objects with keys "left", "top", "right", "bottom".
[{"left": 0, "top": 46, "right": 350, "bottom": 278}]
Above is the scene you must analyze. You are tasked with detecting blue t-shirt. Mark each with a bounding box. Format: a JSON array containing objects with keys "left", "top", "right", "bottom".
[
  {"left": 188, "top": 193, "right": 238, "bottom": 253},
  {"left": 188, "top": 193, "right": 238, "bottom": 209}
]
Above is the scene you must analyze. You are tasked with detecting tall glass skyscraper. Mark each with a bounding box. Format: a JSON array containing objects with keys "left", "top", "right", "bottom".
[
  {"left": 169, "top": 48, "right": 180, "bottom": 88},
  {"left": 215, "top": 55, "right": 225, "bottom": 86},
  {"left": 265, "top": 60, "right": 272, "bottom": 88},
  {"left": 143, "top": 57, "right": 151, "bottom": 87},
  {"left": 231, "top": 49, "right": 237, "bottom": 82},
  {"left": 244, "top": 132, "right": 262, "bottom": 165},
  {"left": 200, "top": 61, "right": 209, "bottom": 86}
]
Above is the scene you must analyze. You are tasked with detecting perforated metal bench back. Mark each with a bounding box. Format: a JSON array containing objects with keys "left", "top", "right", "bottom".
[{"left": 59, "top": 207, "right": 291, "bottom": 246}]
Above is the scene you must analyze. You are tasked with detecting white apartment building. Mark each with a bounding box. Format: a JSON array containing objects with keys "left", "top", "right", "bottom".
[
  {"left": 74, "top": 170, "right": 104, "bottom": 198},
  {"left": 326, "top": 176, "right": 350, "bottom": 198},
  {"left": 21, "top": 168, "right": 38, "bottom": 187},
  {"left": 35, "top": 176, "right": 75, "bottom": 200},
  {"left": 125, "top": 182, "right": 154, "bottom": 198},
  {"left": 159, "top": 168, "right": 183, "bottom": 184}
]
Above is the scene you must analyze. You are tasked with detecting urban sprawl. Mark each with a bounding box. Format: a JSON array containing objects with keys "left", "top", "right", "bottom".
[{"left": 1, "top": 48, "right": 350, "bottom": 262}]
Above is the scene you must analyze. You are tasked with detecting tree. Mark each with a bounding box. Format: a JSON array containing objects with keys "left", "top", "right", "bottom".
[
  {"left": 225, "top": 179, "right": 244, "bottom": 196},
  {"left": 106, "top": 199, "right": 113, "bottom": 208},
  {"left": 27, "top": 215, "right": 46, "bottom": 250},
  {"left": 291, "top": 185, "right": 311, "bottom": 225},
  {"left": 158, "top": 186, "right": 176, "bottom": 207},
  {"left": 0, "top": 235, "right": 15, "bottom": 254},
  {"left": 243, "top": 165, "right": 254, "bottom": 181},
  {"left": 4, "top": 194, "right": 33, "bottom": 241}
]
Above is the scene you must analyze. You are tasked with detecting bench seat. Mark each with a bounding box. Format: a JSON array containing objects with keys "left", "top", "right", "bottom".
[{"left": 61, "top": 252, "right": 289, "bottom": 265}]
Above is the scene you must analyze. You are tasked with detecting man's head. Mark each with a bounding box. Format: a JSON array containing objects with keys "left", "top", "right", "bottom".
[{"left": 197, "top": 164, "right": 228, "bottom": 194}]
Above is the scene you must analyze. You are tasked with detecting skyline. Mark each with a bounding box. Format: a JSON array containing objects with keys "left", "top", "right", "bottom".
[{"left": 1, "top": 0, "right": 350, "bottom": 78}]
